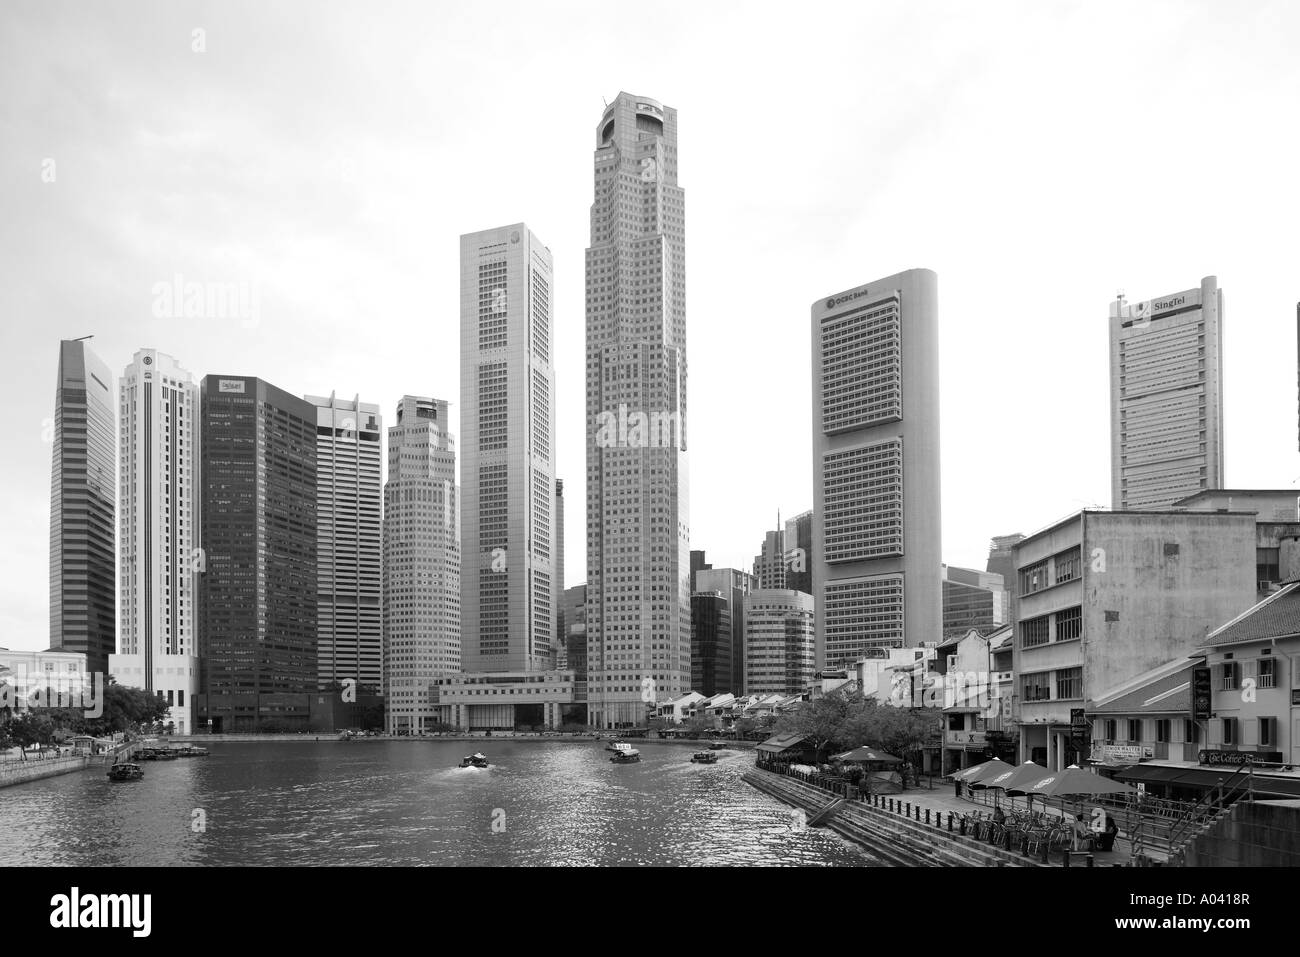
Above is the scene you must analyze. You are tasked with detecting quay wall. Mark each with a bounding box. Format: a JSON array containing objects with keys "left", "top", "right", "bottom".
[
  {"left": 743, "top": 768, "right": 1042, "bottom": 867},
  {"left": 0, "top": 754, "right": 90, "bottom": 788},
  {"left": 1178, "top": 799, "right": 1300, "bottom": 867}
]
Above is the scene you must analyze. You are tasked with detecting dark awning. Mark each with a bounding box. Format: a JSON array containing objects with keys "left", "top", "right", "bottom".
[
  {"left": 756, "top": 733, "right": 811, "bottom": 754},
  {"left": 1113, "top": 764, "right": 1193, "bottom": 785},
  {"left": 1114, "top": 764, "right": 1300, "bottom": 798}
]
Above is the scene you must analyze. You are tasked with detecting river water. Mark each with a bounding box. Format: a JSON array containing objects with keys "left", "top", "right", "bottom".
[{"left": 0, "top": 741, "right": 877, "bottom": 866}]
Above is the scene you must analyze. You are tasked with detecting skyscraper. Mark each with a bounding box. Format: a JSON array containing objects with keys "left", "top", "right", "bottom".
[
  {"left": 196, "top": 376, "right": 317, "bottom": 733},
  {"left": 109, "top": 350, "right": 199, "bottom": 732},
  {"left": 811, "top": 269, "right": 942, "bottom": 669},
  {"left": 690, "top": 591, "right": 731, "bottom": 696},
  {"left": 305, "top": 393, "right": 382, "bottom": 693},
  {"left": 585, "top": 93, "right": 689, "bottom": 728},
  {"left": 1109, "top": 276, "right": 1225, "bottom": 509},
  {"left": 555, "top": 478, "right": 565, "bottom": 666},
  {"left": 460, "top": 224, "right": 557, "bottom": 674},
  {"left": 696, "top": 567, "right": 755, "bottom": 695},
  {"left": 941, "top": 565, "right": 1007, "bottom": 639},
  {"left": 784, "top": 510, "right": 814, "bottom": 595},
  {"left": 50, "top": 339, "right": 116, "bottom": 673},
  {"left": 744, "top": 589, "right": 815, "bottom": 695},
  {"left": 383, "top": 396, "right": 459, "bottom": 733},
  {"left": 753, "top": 526, "right": 786, "bottom": 589}
]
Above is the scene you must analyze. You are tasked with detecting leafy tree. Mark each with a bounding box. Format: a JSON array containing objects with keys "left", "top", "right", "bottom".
[
  {"left": 8, "top": 712, "right": 57, "bottom": 757},
  {"left": 774, "top": 690, "right": 858, "bottom": 760},
  {"left": 81, "top": 681, "right": 170, "bottom": 737}
]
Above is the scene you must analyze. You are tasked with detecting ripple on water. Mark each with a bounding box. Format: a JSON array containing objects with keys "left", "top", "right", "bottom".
[{"left": 0, "top": 742, "right": 880, "bottom": 867}]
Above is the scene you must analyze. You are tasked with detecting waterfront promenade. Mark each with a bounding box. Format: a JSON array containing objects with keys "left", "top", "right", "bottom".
[{"left": 747, "top": 764, "right": 1169, "bottom": 866}]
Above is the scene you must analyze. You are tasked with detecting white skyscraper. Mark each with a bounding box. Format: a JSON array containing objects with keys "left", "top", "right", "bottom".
[
  {"left": 109, "top": 349, "right": 200, "bottom": 733},
  {"left": 305, "top": 393, "right": 382, "bottom": 693},
  {"left": 459, "top": 224, "right": 557, "bottom": 674},
  {"left": 585, "top": 93, "right": 690, "bottom": 728},
  {"left": 383, "top": 396, "right": 459, "bottom": 733},
  {"left": 1109, "top": 276, "right": 1225, "bottom": 509}
]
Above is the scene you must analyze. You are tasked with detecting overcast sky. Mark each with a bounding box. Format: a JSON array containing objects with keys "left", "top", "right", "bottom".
[{"left": 3, "top": 1, "right": 1299, "bottom": 652}]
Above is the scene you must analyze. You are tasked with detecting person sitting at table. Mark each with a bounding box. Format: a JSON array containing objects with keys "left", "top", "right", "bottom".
[
  {"left": 1071, "top": 814, "right": 1093, "bottom": 851},
  {"left": 1096, "top": 813, "right": 1119, "bottom": 852},
  {"left": 992, "top": 805, "right": 1006, "bottom": 825}
]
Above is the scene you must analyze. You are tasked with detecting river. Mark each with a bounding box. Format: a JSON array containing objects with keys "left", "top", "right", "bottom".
[{"left": 0, "top": 740, "right": 878, "bottom": 866}]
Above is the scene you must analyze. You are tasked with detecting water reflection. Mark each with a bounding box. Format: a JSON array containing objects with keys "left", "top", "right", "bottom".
[{"left": 0, "top": 742, "right": 877, "bottom": 867}]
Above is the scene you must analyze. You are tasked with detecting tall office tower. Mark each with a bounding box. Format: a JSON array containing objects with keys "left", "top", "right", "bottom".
[
  {"left": 50, "top": 339, "right": 116, "bottom": 673},
  {"left": 196, "top": 376, "right": 317, "bottom": 733},
  {"left": 744, "top": 589, "right": 816, "bottom": 695},
  {"left": 690, "top": 591, "right": 731, "bottom": 696},
  {"left": 1109, "top": 276, "right": 1225, "bottom": 509},
  {"left": 811, "top": 269, "right": 942, "bottom": 669},
  {"left": 941, "top": 565, "right": 1007, "bottom": 639},
  {"left": 560, "top": 583, "right": 588, "bottom": 680},
  {"left": 753, "top": 526, "right": 786, "bottom": 589},
  {"left": 690, "top": 550, "right": 711, "bottom": 591},
  {"left": 585, "top": 92, "right": 689, "bottom": 728},
  {"left": 383, "top": 396, "right": 460, "bottom": 734},
  {"left": 305, "top": 394, "right": 382, "bottom": 693},
  {"left": 109, "top": 350, "right": 200, "bottom": 732},
  {"left": 784, "top": 510, "right": 814, "bottom": 595},
  {"left": 460, "top": 224, "right": 557, "bottom": 675},
  {"left": 555, "top": 478, "right": 565, "bottom": 666},
  {"left": 696, "top": 567, "right": 755, "bottom": 695}
]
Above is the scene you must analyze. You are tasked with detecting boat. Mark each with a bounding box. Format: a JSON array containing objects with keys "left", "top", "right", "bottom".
[
  {"left": 176, "top": 745, "right": 209, "bottom": 757},
  {"left": 609, "top": 748, "right": 641, "bottom": 764},
  {"left": 458, "top": 752, "right": 490, "bottom": 769},
  {"left": 107, "top": 763, "right": 144, "bottom": 782},
  {"left": 708, "top": 741, "right": 729, "bottom": 751},
  {"left": 606, "top": 741, "right": 633, "bottom": 753},
  {"left": 691, "top": 751, "right": 719, "bottom": 764}
]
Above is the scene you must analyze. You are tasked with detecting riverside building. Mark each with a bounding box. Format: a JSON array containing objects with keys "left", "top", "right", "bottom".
[
  {"left": 109, "top": 350, "right": 200, "bottom": 732},
  {"left": 585, "top": 93, "right": 691, "bottom": 728},
  {"left": 810, "top": 269, "right": 942, "bottom": 669}
]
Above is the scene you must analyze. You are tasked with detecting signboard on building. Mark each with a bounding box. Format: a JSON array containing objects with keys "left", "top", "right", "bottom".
[
  {"left": 1091, "top": 743, "right": 1151, "bottom": 764},
  {"left": 1192, "top": 667, "right": 1212, "bottom": 720},
  {"left": 1199, "top": 750, "right": 1283, "bottom": 767}
]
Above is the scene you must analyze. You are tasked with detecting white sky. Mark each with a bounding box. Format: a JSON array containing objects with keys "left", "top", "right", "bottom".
[{"left": 2, "top": 1, "right": 1299, "bottom": 652}]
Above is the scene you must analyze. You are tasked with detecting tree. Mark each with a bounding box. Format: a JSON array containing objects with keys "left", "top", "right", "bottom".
[
  {"left": 81, "top": 681, "right": 170, "bottom": 737},
  {"left": 774, "top": 690, "right": 857, "bottom": 760},
  {"left": 8, "top": 713, "right": 56, "bottom": 757}
]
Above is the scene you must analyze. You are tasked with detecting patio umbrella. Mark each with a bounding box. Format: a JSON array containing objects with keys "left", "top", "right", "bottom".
[
  {"left": 972, "top": 760, "right": 1051, "bottom": 792},
  {"left": 948, "top": 757, "right": 1006, "bottom": 783},
  {"left": 831, "top": 746, "right": 903, "bottom": 764},
  {"left": 1007, "top": 764, "right": 1137, "bottom": 798}
]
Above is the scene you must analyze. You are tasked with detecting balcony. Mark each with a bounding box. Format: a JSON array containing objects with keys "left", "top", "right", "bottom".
[{"left": 944, "top": 729, "right": 987, "bottom": 750}]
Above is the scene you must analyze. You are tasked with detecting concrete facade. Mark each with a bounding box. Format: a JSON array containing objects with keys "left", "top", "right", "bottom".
[
  {"left": 383, "top": 397, "right": 460, "bottom": 733},
  {"left": 1013, "top": 510, "right": 1256, "bottom": 771},
  {"left": 305, "top": 393, "right": 383, "bottom": 693},
  {"left": 811, "top": 269, "right": 941, "bottom": 669},
  {"left": 585, "top": 93, "right": 690, "bottom": 728},
  {"left": 112, "top": 350, "right": 200, "bottom": 733},
  {"left": 461, "top": 224, "right": 557, "bottom": 675},
  {"left": 744, "top": 589, "right": 815, "bottom": 695}
]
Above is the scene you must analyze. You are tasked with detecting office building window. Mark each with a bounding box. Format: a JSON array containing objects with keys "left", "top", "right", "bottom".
[{"left": 1022, "top": 672, "right": 1051, "bottom": 702}]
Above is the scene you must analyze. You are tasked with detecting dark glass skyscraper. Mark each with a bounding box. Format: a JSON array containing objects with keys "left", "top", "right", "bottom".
[
  {"left": 197, "top": 376, "right": 317, "bottom": 732},
  {"left": 50, "top": 339, "right": 116, "bottom": 673}
]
